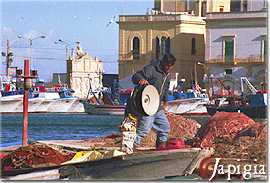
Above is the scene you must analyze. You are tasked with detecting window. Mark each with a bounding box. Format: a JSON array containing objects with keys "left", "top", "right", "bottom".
[
  {"left": 186, "top": 0, "right": 194, "bottom": 11},
  {"left": 132, "top": 37, "right": 140, "bottom": 59},
  {"left": 165, "top": 37, "right": 171, "bottom": 54},
  {"left": 155, "top": 37, "right": 160, "bottom": 59},
  {"left": 230, "top": 0, "right": 241, "bottom": 12},
  {"left": 223, "top": 37, "right": 235, "bottom": 63},
  {"left": 243, "top": 0, "right": 248, "bottom": 12},
  {"left": 219, "top": 6, "right": 224, "bottom": 12},
  {"left": 160, "top": 36, "right": 167, "bottom": 57},
  {"left": 225, "top": 69, "right": 233, "bottom": 75},
  {"left": 191, "top": 38, "right": 196, "bottom": 55},
  {"left": 263, "top": 0, "right": 267, "bottom": 9},
  {"left": 261, "top": 37, "right": 267, "bottom": 62},
  {"left": 158, "top": 36, "right": 171, "bottom": 58},
  {"left": 201, "top": 1, "right": 207, "bottom": 17}
]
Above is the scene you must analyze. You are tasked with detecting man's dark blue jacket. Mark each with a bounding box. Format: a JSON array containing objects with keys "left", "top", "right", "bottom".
[{"left": 132, "top": 60, "right": 170, "bottom": 110}]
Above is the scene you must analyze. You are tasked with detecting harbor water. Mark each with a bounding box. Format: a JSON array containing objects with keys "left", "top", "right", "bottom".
[
  {"left": 0, "top": 113, "right": 123, "bottom": 147},
  {"left": 0, "top": 113, "right": 266, "bottom": 148}
]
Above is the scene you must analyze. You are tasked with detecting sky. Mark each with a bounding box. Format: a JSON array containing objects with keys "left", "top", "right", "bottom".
[{"left": 1, "top": 0, "right": 153, "bottom": 81}]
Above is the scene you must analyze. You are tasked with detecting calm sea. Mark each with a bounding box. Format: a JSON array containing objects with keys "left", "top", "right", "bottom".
[
  {"left": 0, "top": 113, "right": 266, "bottom": 148},
  {"left": 0, "top": 113, "right": 123, "bottom": 147}
]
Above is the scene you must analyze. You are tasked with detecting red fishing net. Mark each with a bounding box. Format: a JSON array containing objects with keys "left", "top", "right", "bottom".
[
  {"left": 1, "top": 144, "right": 74, "bottom": 170},
  {"left": 167, "top": 112, "right": 200, "bottom": 139},
  {"left": 141, "top": 112, "right": 200, "bottom": 147},
  {"left": 195, "top": 112, "right": 256, "bottom": 148}
]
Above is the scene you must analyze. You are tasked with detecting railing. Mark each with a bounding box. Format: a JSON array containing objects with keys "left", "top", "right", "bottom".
[
  {"left": 206, "top": 11, "right": 267, "bottom": 20},
  {"left": 206, "top": 55, "right": 264, "bottom": 64},
  {"left": 119, "top": 14, "right": 205, "bottom": 23}
]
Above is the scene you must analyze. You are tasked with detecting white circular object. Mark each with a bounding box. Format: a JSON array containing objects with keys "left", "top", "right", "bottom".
[{"left": 141, "top": 85, "right": 160, "bottom": 116}]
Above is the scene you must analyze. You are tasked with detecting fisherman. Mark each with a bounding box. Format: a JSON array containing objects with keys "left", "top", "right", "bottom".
[{"left": 131, "top": 53, "right": 176, "bottom": 149}]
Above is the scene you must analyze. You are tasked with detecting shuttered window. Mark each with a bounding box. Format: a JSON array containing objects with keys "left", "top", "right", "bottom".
[
  {"left": 230, "top": 0, "right": 241, "bottom": 12},
  {"left": 224, "top": 38, "right": 234, "bottom": 63}
]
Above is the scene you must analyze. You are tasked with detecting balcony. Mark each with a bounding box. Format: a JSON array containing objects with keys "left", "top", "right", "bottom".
[
  {"left": 206, "top": 11, "right": 267, "bottom": 20},
  {"left": 119, "top": 14, "right": 205, "bottom": 24},
  {"left": 206, "top": 55, "right": 265, "bottom": 64}
]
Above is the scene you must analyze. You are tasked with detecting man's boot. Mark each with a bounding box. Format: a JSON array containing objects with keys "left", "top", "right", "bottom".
[{"left": 156, "top": 141, "right": 167, "bottom": 150}]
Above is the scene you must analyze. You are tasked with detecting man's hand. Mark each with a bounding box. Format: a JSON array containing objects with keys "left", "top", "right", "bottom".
[
  {"left": 138, "top": 79, "right": 149, "bottom": 86},
  {"left": 162, "top": 101, "right": 169, "bottom": 112}
]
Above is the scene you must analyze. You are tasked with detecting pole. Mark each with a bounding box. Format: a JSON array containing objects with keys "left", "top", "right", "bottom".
[
  {"left": 29, "top": 39, "right": 33, "bottom": 68},
  {"left": 194, "top": 61, "right": 198, "bottom": 85},
  {"left": 6, "top": 40, "right": 10, "bottom": 76},
  {"left": 210, "top": 77, "right": 214, "bottom": 97},
  {"left": 22, "top": 59, "right": 30, "bottom": 146},
  {"left": 65, "top": 46, "right": 68, "bottom": 60}
]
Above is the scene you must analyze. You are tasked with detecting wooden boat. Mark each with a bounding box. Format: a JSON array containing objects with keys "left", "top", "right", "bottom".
[
  {"left": 82, "top": 88, "right": 126, "bottom": 115},
  {"left": 57, "top": 148, "right": 203, "bottom": 180},
  {"left": 82, "top": 101, "right": 125, "bottom": 115},
  {"left": 1, "top": 140, "right": 212, "bottom": 180}
]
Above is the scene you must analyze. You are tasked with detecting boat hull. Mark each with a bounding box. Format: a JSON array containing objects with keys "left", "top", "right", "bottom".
[
  {"left": 0, "top": 98, "right": 85, "bottom": 113},
  {"left": 82, "top": 101, "right": 125, "bottom": 115},
  {"left": 83, "top": 98, "right": 209, "bottom": 116},
  {"left": 2, "top": 148, "right": 204, "bottom": 180},
  {"left": 168, "top": 98, "right": 208, "bottom": 115},
  {"left": 63, "top": 148, "right": 201, "bottom": 180}
]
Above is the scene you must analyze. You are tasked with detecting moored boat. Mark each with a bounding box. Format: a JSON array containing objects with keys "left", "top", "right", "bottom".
[
  {"left": 205, "top": 77, "right": 267, "bottom": 119},
  {"left": 167, "top": 90, "right": 209, "bottom": 115},
  {"left": 205, "top": 93, "right": 267, "bottom": 119},
  {"left": 0, "top": 87, "right": 85, "bottom": 113},
  {"left": 82, "top": 102, "right": 125, "bottom": 115},
  {"left": 1, "top": 140, "right": 211, "bottom": 180}
]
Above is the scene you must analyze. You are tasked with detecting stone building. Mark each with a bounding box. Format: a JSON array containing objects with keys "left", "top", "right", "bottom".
[
  {"left": 118, "top": 0, "right": 267, "bottom": 93},
  {"left": 118, "top": 0, "right": 207, "bottom": 87},
  {"left": 205, "top": 0, "right": 267, "bottom": 95},
  {"left": 67, "top": 42, "right": 103, "bottom": 99},
  {"left": 153, "top": 0, "right": 231, "bottom": 15}
]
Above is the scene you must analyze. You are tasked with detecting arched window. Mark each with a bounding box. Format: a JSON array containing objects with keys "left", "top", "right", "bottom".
[
  {"left": 165, "top": 37, "right": 171, "bottom": 54},
  {"left": 132, "top": 37, "right": 140, "bottom": 59},
  {"left": 155, "top": 37, "right": 160, "bottom": 59},
  {"left": 160, "top": 36, "right": 167, "bottom": 57}
]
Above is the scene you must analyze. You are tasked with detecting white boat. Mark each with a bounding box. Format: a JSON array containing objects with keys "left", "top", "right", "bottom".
[
  {"left": 166, "top": 90, "right": 209, "bottom": 115},
  {"left": 0, "top": 90, "right": 85, "bottom": 113},
  {"left": 167, "top": 97, "right": 209, "bottom": 115}
]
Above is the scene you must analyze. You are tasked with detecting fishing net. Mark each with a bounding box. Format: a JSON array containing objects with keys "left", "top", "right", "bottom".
[
  {"left": 140, "top": 112, "right": 201, "bottom": 147},
  {"left": 213, "top": 123, "right": 267, "bottom": 164},
  {"left": 1, "top": 144, "right": 74, "bottom": 170},
  {"left": 194, "top": 112, "right": 256, "bottom": 148}
]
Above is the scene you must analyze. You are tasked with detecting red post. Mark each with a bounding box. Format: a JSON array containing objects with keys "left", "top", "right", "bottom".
[{"left": 22, "top": 59, "right": 30, "bottom": 146}]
